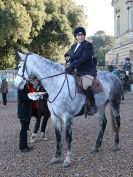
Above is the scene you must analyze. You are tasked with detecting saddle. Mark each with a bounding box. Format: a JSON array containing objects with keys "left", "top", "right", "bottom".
[
  {"left": 72, "top": 72, "right": 103, "bottom": 117},
  {"left": 74, "top": 73, "right": 103, "bottom": 94},
  {"left": 91, "top": 78, "right": 103, "bottom": 94}
]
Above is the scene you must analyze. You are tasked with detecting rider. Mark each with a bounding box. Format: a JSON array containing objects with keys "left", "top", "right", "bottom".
[{"left": 65, "top": 26, "right": 97, "bottom": 114}]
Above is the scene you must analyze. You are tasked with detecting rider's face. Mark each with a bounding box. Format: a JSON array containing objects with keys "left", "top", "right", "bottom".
[{"left": 75, "top": 34, "right": 85, "bottom": 43}]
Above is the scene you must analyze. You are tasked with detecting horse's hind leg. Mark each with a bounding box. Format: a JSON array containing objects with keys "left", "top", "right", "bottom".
[
  {"left": 92, "top": 105, "right": 107, "bottom": 154},
  {"left": 50, "top": 115, "right": 62, "bottom": 165},
  {"left": 110, "top": 100, "right": 121, "bottom": 151},
  {"left": 121, "top": 91, "right": 124, "bottom": 100},
  {"left": 34, "top": 116, "right": 41, "bottom": 134},
  {"left": 30, "top": 115, "right": 41, "bottom": 143},
  {"left": 121, "top": 84, "right": 124, "bottom": 100},
  {"left": 40, "top": 111, "right": 50, "bottom": 140}
]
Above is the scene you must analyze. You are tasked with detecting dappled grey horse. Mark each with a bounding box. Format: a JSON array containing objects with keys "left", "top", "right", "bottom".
[{"left": 14, "top": 52, "right": 123, "bottom": 168}]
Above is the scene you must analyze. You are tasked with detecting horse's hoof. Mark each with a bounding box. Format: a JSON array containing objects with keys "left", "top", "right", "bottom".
[
  {"left": 30, "top": 139, "right": 36, "bottom": 143},
  {"left": 39, "top": 136, "right": 48, "bottom": 141},
  {"left": 40, "top": 133, "right": 48, "bottom": 141},
  {"left": 62, "top": 161, "right": 71, "bottom": 168},
  {"left": 91, "top": 147, "right": 99, "bottom": 154},
  {"left": 44, "top": 137, "right": 48, "bottom": 141},
  {"left": 27, "top": 130, "right": 30, "bottom": 136},
  {"left": 40, "top": 132, "right": 45, "bottom": 137},
  {"left": 49, "top": 158, "right": 60, "bottom": 165},
  {"left": 30, "top": 134, "right": 37, "bottom": 143},
  {"left": 113, "top": 144, "right": 120, "bottom": 151}
]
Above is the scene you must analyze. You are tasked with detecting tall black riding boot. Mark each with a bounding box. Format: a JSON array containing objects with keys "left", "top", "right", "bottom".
[{"left": 85, "top": 87, "right": 97, "bottom": 114}]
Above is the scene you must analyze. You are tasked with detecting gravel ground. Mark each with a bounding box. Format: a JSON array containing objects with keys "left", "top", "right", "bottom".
[{"left": 0, "top": 93, "right": 133, "bottom": 177}]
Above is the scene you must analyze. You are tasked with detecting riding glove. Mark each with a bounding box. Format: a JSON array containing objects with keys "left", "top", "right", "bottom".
[{"left": 65, "top": 66, "right": 74, "bottom": 74}]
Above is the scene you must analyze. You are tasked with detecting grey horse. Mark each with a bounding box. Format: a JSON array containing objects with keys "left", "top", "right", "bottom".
[{"left": 14, "top": 52, "right": 123, "bottom": 168}]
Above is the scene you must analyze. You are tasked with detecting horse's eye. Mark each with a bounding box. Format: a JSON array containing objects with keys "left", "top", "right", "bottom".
[{"left": 18, "top": 66, "right": 21, "bottom": 69}]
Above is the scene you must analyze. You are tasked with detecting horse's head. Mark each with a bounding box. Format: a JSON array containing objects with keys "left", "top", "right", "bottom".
[{"left": 14, "top": 52, "right": 33, "bottom": 89}]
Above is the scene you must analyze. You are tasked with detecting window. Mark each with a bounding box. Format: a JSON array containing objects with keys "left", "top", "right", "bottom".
[
  {"left": 130, "top": 50, "right": 133, "bottom": 60},
  {"left": 115, "top": 8, "right": 120, "bottom": 37},
  {"left": 116, "top": 15, "right": 120, "bottom": 36},
  {"left": 127, "top": 7, "right": 131, "bottom": 30},
  {"left": 111, "top": 60, "right": 114, "bottom": 64},
  {"left": 126, "top": 1, "right": 133, "bottom": 31},
  {"left": 115, "top": 54, "right": 119, "bottom": 64},
  {"left": 131, "top": 5, "right": 133, "bottom": 30}
]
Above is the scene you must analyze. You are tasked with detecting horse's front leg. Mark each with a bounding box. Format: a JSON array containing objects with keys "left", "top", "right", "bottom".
[
  {"left": 63, "top": 118, "right": 72, "bottom": 168},
  {"left": 50, "top": 116, "right": 62, "bottom": 165},
  {"left": 40, "top": 111, "right": 50, "bottom": 140}
]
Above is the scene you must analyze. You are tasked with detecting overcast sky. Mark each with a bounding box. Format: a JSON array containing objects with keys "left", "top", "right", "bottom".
[{"left": 74, "top": 0, "right": 114, "bottom": 36}]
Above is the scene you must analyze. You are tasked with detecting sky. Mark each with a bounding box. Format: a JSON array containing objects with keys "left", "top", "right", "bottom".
[{"left": 74, "top": 0, "right": 114, "bottom": 37}]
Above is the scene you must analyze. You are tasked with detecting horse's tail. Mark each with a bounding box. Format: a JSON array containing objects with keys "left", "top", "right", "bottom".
[{"left": 109, "top": 104, "right": 116, "bottom": 132}]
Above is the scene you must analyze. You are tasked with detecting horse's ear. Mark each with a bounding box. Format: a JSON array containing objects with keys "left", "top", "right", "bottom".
[{"left": 17, "top": 52, "right": 26, "bottom": 61}]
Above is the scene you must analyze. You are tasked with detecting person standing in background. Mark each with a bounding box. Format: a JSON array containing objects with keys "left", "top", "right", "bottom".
[
  {"left": 123, "top": 57, "right": 132, "bottom": 76},
  {"left": 112, "top": 66, "right": 121, "bottom": 79},
  {"left": 0, "top": 75, "right": 8, "bottom": 107}
]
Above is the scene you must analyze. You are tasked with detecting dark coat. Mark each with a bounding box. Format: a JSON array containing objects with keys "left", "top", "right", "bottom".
[
  {"left": 66, "top": 40, "right": 97, "bottom": 76},
  {"left": 18, "top": 85, "right": 33, "bottom": 121},
  {"left": 123, "top": 61, "right": 132, "bottom": 71},
  {"left": 1, "top": 80, "right": 8, "bottom": 93}
]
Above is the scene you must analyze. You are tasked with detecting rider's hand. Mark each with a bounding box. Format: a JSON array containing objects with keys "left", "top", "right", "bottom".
[
  {"left": 64, "top": 53, "right": 69, "bottom": 58},
  {"left": 65, "top": 56, "right": 70, "bottom": 62},
  {"left": 65, "top": 66, "right": 74, "bottom": 74}
]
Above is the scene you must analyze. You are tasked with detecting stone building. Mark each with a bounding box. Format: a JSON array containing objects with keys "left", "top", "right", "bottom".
[{"left": 105, "top": 0, "right": 133, "bottom": 66}]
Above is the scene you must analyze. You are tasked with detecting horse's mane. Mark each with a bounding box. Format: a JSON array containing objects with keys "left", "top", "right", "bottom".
[{"left": 35, "top": 54, "right": 65, "bottom": 72}]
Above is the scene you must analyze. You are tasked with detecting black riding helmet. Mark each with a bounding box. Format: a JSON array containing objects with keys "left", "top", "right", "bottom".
[{"left": 73, "top": 26, "right": 86, "bottom": 37}]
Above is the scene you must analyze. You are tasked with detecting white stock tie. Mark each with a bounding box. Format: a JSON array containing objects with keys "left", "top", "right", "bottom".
[{"left": 74, "top": 43, "right": 81, "bottom": 53}]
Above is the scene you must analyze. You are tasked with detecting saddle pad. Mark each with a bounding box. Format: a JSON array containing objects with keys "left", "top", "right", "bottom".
[{"left": 92, "top": 79, "right": 103, "bottom": 94}]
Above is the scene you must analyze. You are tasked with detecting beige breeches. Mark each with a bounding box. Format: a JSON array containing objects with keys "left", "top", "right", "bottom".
[{"left": 81, "top": 75, "right": 94, "bottom": 90}]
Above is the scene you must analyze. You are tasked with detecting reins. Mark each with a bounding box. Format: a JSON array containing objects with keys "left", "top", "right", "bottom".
[
  {"left": 47, "top": 74, "right": 67, "bottom": 103},
  {"left": 39, "top": 73, "right": 77, "bottom": 103},
  {"left": 39, "top": 72, "right": 66, "bottom": 80}
]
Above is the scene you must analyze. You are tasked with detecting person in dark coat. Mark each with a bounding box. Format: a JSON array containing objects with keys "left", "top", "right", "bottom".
[
  {"left": 18, "top": 83, "right": 33, "bottom": 153},
  {"left": 123, "top": 57, "right": 132, "bottom": 76},
  {"left": 0, "top": 75, "right": 8, "bottom": 107},
  {"left": 65, "top": 26, "right": 97, "bottom": 114}
]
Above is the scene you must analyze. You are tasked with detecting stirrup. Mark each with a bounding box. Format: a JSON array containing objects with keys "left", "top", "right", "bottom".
[
  {"left": 91, "top": 105, "right": 97, "bottom": 113},
  {"left": 88, "top": 106, "right": 95, "bottom": 115},
  {"left": 84, "top": 105, "right": 95, "bottom": 117}
]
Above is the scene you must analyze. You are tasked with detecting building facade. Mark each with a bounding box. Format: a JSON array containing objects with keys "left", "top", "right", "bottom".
[{"left": 105, "top": 0, "right": 133, "bottom": 66}]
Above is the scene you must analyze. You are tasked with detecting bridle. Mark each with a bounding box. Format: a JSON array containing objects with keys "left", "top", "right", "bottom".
[
  {"left": 17, "top": 52, "right": 77, "bottom": 103},
  {"left": 17, "top": 52, "right": 33, "bottom": 82}
]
